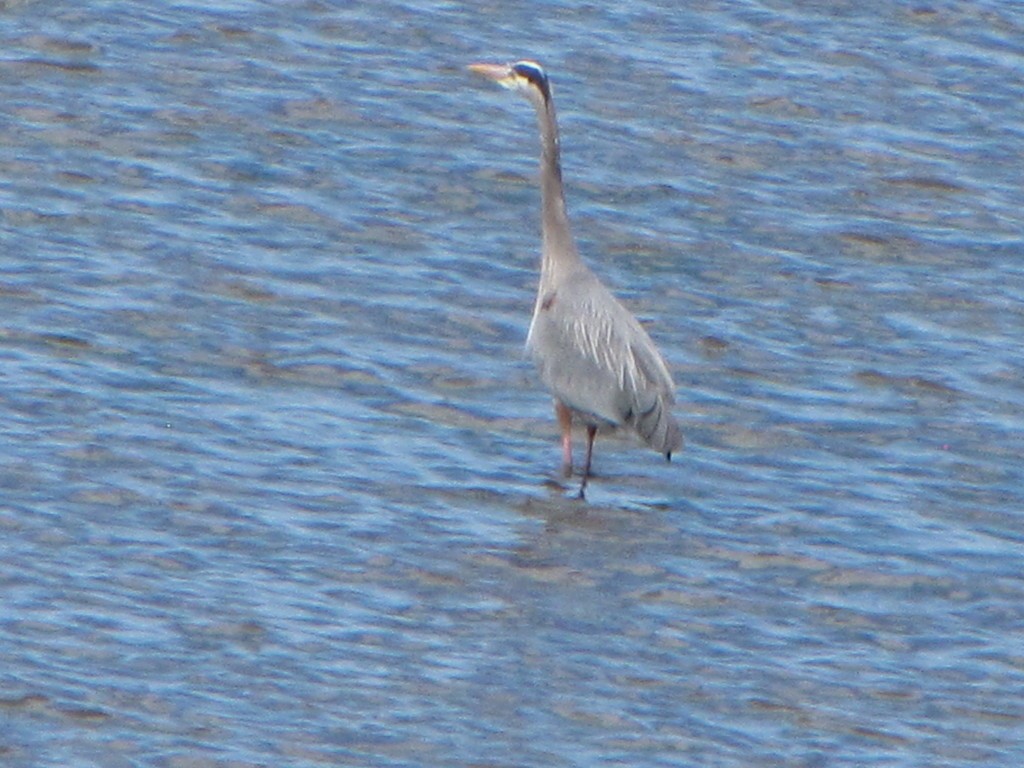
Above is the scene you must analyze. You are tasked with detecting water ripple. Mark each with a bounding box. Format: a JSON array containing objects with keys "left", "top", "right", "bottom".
[{"left": 1, "top": 1, "right": 1022, "bottom": 766}]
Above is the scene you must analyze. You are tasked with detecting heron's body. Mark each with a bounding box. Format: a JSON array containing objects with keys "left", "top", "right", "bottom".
[
  {"left": 469, "top": 60, "right": 682, "bottom": 496},
  {"left": 527, "top": 265, "right": 680, "bottom": 451}
]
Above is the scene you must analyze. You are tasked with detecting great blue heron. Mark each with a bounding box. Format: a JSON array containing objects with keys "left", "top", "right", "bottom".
[{"left": 469, "top": 60, "right": 682, "bottom": 497}]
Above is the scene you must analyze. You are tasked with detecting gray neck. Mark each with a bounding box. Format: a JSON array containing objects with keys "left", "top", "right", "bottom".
[{"left": 535, "top": 98, "right": 582, "bottom": 281}]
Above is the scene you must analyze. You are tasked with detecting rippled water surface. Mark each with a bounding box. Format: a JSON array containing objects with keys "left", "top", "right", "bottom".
[{"left": 2, "top": 1, "right": 1023, "bottom": 766}]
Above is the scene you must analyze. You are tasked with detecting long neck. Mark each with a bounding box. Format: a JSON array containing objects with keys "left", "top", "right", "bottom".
[{"left": 535, "top": 96, "right": 582, "bottom": 280}]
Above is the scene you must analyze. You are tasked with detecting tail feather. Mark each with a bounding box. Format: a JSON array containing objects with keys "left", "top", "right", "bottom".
[{"left": 631, "top": 391, "right": 683, "bottom": 456}]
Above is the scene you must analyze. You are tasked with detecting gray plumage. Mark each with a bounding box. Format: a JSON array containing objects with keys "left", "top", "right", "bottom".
[
  {"left": 527, "top": 270, "right": 681, "bottom": 452},
  {"left": 470, "top": 59, "right": 682, "bottom": 496}
]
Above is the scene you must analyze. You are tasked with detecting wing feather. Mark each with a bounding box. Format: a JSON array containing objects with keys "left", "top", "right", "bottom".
[{"left": 526, "top": 269, "right": 681, "bottom": 453}]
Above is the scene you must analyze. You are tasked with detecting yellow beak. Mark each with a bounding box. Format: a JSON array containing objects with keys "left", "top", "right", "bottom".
[{"left": 467, "top": 63, "right": 512, "bottom": 83}]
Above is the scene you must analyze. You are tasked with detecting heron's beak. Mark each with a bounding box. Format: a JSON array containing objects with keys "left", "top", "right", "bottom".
[{"left": 467, "top": 62, "right": 513, "bottom": 84}]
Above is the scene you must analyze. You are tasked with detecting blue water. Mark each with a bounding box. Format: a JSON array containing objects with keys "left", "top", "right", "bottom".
[{"left": 2, "top": 1, "right": 1023, "bottom": 766}]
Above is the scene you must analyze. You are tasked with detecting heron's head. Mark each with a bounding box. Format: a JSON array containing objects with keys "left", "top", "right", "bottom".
[{"left": 468, "top": 60, "right": 551, "bottom": 105}]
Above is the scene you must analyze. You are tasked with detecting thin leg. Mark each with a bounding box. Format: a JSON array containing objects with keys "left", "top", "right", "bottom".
[
  {"left": 555, "top": 400, "right": 573, "bottom": 477},
  {"left": 578, "top": 424, "right": 598, "bottom": 499}
]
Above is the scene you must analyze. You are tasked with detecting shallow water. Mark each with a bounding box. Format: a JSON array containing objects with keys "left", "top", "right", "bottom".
[{"left": 1, "top": 1, "right": 1023, "bottom": 766}]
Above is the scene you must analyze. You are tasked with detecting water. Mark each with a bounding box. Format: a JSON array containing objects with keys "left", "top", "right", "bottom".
[{"left": 2, "top": 1, "right": 1022, "bottom": 766}]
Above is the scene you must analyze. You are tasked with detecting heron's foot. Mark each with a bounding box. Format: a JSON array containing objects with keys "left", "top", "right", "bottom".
[{"left": 576, "top": 471, "right": 591, "bottom": 500}]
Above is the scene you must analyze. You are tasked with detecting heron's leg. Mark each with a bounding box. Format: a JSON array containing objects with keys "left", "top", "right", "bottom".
[
  {"left": 555, "top": 400, "right": 573, "bottom": 476},
  {"left": 578, "top": 424, "right": 598, "bottom": 499}
]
